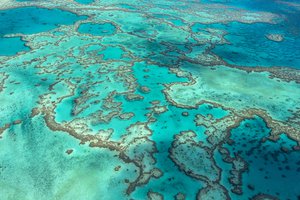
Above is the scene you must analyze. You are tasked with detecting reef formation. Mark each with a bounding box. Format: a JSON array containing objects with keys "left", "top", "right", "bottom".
[{"left": 0, "top": 0, "right": 300, "bottom": 199}]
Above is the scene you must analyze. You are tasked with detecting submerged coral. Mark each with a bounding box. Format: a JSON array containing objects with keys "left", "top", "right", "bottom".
[{"left": 0, "top": 0, "right": 300, "bottom": 199}]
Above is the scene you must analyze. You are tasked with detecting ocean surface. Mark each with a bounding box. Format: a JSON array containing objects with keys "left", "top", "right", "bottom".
[{"left": 0, "top": 0, "right": 300, "bottom": 199}]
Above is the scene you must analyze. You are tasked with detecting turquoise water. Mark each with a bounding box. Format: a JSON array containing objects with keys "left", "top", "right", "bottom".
[
  {"left": 77, "top": 22, "right": 117, "bottom": 36},
  {"left": 0, "top": 7, "right": 86, "bottom": 56},
  {"left": 0, "top": 116, "right": 135, "bottom": 200},
  {"left": 0, "top": 37, "right": 29, "bottom": 56},
  {"left": 75, "top": 0, "right": 94, "bottom": 4},
  {"left": 98, "top": 46, "right": 125, "bottom": 60},
  {"left": 0, "top": 1, "right": 300, "bottom": 199},
  {"left": 0, "top": 7, "right": 86, "bottom": 35}
]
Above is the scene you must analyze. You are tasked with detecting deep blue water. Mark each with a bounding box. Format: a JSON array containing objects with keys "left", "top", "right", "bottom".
[
  {"left": 192, "top": 22, "right": 300, "bottom": 68},
  {"left": 0, "top": 7, "right": 87, "bottom": 56},
  {"left": 201, "top": 0, "right": 300, "bottom": 69},
  {"left": 224, "top": 116, "right": 300, "bottom": 199}
]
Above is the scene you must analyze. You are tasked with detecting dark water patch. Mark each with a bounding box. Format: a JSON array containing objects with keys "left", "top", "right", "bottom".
[
  {"left": 0, "top": 6, "right": 87, "bottom": 35},
  {"left": 199, "top": 0, "right": 300, "bottom": 69},
  {"left": 203, "top": 0, "right": 300, "bottom": 30},
  {"left": 224, "top": 116, "right": 300, "bottom": 199},
  {"left": 0, "top": 6, "right": 87, "bottom": 56},
  {"left": 192, "top": 21, "right": 300, "bottom": 69}
]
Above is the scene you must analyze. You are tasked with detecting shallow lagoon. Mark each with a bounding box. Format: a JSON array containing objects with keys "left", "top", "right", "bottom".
[
  {"left": 0, "top": 37, "right": 29, "bottom": 56},
  {"left": 75, "top": 0, "right": 94, "bottom": 5},
  {"left": 78, "top": 22, "right": 117, "bottom": 36}
]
